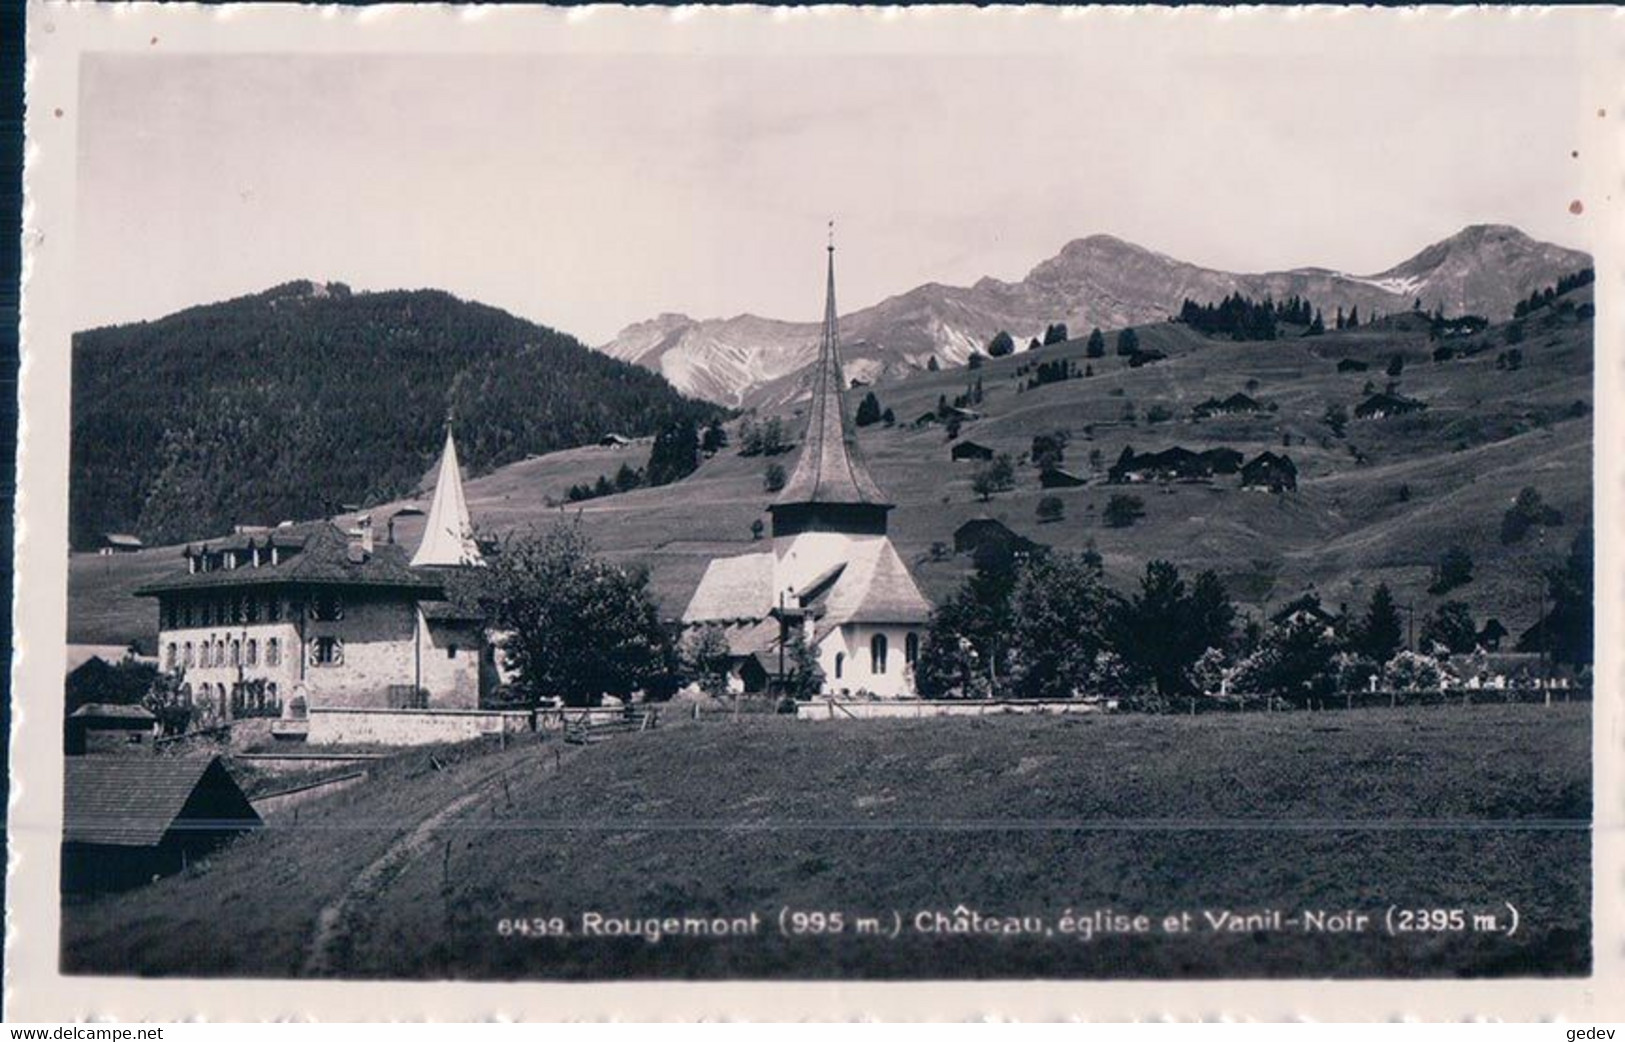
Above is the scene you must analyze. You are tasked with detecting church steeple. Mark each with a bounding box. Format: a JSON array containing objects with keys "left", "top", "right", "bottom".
[
  {"left": 412, "top": 425, "right": 482, "bottom": 567},
  {"left": 768, "top": 227, "right": 893, "bottom": 538}
]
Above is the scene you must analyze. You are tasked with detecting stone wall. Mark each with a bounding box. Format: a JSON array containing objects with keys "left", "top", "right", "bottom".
[
  {"left": 306, "top": 707, "right": 531, "bottom": 746},
  {"left": 417, "top": 614, "right": 484, "bottom": 709},
  {"left": 797, "top": 699, "right": 1104, "bottom": 721}
]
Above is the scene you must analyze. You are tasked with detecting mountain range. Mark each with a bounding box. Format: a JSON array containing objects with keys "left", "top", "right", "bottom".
[{"left": 599, "top": 224, "right": 1589, "bottom": 408}]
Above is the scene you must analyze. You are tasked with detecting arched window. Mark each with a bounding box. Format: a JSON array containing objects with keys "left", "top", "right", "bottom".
[
  {"left": 183, "top": 642, "right": 194, "bottom": 667},
  {"left": 266, "top": 637, "right": 281, "bottom": 667},
  {"left": 165, "top": 643, "right": 177, "bottom": 670},
  {"left": 905, "top": 632, "right": 920, "bottom": 667},
  {"left": 246, "top": 639, "right": 258, "bottom": 666},
  {"left": 215, "top": 640, "right": 226, "bottom": 667},
  {"left": 834, "top": 652, "right": 845, "bottom": 679},
  {"left": 871, "top": 634, "right": 889, "bottom": 675}
]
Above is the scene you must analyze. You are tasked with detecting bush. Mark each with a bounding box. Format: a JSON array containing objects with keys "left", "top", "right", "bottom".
[
  {"left": 1104, "top": 493, "right": 1146, "bottom": 528},
  {"left": 1036, "top": 496, "right": 1065, "bottom": 523},
  {"left": 763, "top": 462, "right": 787, "bottom": 493},
  {"left": 1146, "top": 404, "right": 1173, "bottom": 424}
]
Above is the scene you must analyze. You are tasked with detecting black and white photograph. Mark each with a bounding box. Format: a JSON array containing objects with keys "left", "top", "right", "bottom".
[{"left": 9, "top": 1, "right": 1623, "bottom": 1021}]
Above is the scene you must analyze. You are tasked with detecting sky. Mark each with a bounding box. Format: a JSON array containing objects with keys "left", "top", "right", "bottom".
[{"left": 72, "top": 11, "right": 1603, "bottom": 344}]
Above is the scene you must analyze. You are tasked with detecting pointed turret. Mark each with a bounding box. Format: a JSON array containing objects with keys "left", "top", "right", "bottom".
[
  {"left": 412, "top": 427, "right": 482, "bottom": 567},
  {"left": 768, "top": 231, "right": 893, "bottom": 538}
]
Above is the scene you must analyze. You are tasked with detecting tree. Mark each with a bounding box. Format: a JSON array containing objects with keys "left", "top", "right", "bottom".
[
  {"left": 1385, "top": 353, "right": 1405, "bottom": 379},
  {"left": 750, "top": 518, "right": 765, "bottom": 541},
  {"left": 881, "top": 407, "right": 895, "bottom": 426},
  {"left": 971, "top": 453, "right": 1016, "bottom": 501},
  {"left": 1007, "top": 551, "right": 1117, "bottom": 700},
  {"left": 1028, "top": 337, "right": 1042, "bottom": 352},
  {"left": 1353, "top": 583, "right": 1404, "bottom": 662},
  {"left": 1428, "top": 545, "right": 1474, "bottom": 594},
  {"left": 1322, "top": 404, "right": 1348, "bottom": 438},
  {"left": 763, "top": 462, "right": 787, "bottom": 493},
  {"left": 1036, "top": 495, "right": 1065, "bottom": 523},
  {"left": 613, "top": 463, "right": 643, "bottom": 493},
  {"left": 1419, "top": 601, "right": 1477, "bottom": 655},
  {"left": 475, "top": 520, "right": 673, "bottom": 707},
  {"left": 682, "top": 625, "right": 733, "bottom": 698},
  {"left": 1044, "top": 322, "right": 1069, "bottom": 346},
  {"left": 854, "top": 391, "right": 883, "bottom": 427},
  {"left": 1520, "top": 524, "right": 1593, "bottom": 666},
  {"left": 927, "top": 356, "right": 941, "bottom": 372},
  {"left": 1188, "top": 570, "right": 1238, "bottom": 656},
  {"left": 1031, "top": 431, "right": 1066, "bottom": 471},
  {"left": 1103, "top": 493, "right": 1145, "bottom": 528},
  {"left": 645, "top": 417, "right": 700, "bottom": 486},
  {"left": 1085, "top": 328, "right": 1106, "bottom": 359},
  {"left": 1230, "top": 612, "right": 1340, "bottom": 705},
  {"left": 987, "top": 331, "right": 1016, "bottom": 358},
  {"left": 967, "top": 353, "right": 985, "bottom": 370},
  {"left": 1115, "top": 327, "right": 1140, "bottom": 357},
  {"left": 784, "top": 628, "right": 825, "bottom": 700},
  {"left": 701, "top": 418, "right": 728, "bottom": 455},
  {"left": 1500, "top": 486, "right": 1563, "bottom": 544}
]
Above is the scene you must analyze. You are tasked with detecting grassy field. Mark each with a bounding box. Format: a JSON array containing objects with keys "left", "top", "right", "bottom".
[
  {"left": 71, "top": 299, "right": 1591, "bottom": 651},
  {"left": 61, "top": 703, "right": 1591, "bottom": 980}
]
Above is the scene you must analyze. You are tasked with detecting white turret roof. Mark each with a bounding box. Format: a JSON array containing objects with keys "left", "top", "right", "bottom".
[{"left": 412, "top": 427, "right": 482, "bottom": 567}]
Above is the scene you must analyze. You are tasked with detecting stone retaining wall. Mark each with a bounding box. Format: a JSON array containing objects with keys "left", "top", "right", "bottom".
[{"left": 307, "top": 707, "right": 531, "bottom": 746}]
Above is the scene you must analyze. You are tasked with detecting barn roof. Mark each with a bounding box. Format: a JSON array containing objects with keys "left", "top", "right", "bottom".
[
  {"left": 135, "top": 522, "right": 443, "bottom": 598},
  {"left": 771, "top": 241, "right": 892, "bottom": 512},
  {"left": 69, "top": 703, "right": 156, "bottom": 722},
  {"left": 63, "top": 756, "right": 259, "bottom": 848}
]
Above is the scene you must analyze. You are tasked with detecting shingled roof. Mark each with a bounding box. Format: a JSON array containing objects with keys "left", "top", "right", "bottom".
[
  {"left": 135, "top": 522, "right": 443, "bottom": 597},
  {"left": 771, "top": 241, "right": 892, "bottom": 511},
  {"left": 682, "top": 552, "right": 777, "bottom": 624},
  {"left": 63, "top": 756, "right": 259, "bottom": 847}
]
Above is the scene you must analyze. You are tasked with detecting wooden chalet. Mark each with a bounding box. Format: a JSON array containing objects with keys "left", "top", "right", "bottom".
[
  {"left": 950, "top": 441, "right": 995, "bottom": 462},
  {"left": 1336, "top": 358, "right": 1369, "bottom": 373},
  {"left": 1240, "top": 451, "right": 1298, "bottom": 492},
  {"left": 1038, "top": 467, "right": 1087, "bottom": 488},
  {"left": 61, "top": 756, "right": 260, "bottom": 891},
  {"left": 65, "top": 703, "right": 157, "bottom": 756},
  {"left": 1355, "top": 392, "right": 1428, "bottom": 419},
  {"left": 1192, "top": 392, "right": 1264, "bottom": 419}
]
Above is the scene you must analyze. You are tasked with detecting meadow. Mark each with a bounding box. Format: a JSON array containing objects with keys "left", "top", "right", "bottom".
[{"left": 61, "top": 703, "right": 1591, "bottom": 980}]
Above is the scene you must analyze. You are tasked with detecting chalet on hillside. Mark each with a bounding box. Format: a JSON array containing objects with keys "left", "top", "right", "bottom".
[
  {"left": 1039, "top": 467, "right": 1087, "bottom": 488},
  {"left": 61, "top": 756, "right": 261, "bottom": 892},
  {"left": 953, "top": 517, "right": 1042, "bottom": 559},
  {"left": 65, "top": 703, "right": 157, "bottom": 756},
  {"left": 1478, "top": 618, "right": 1509, "bottom": 651},
  {"left": 950, "top": 441, "right": 995, "bottom": 462},
  {"left": 1192, "top": 393, "right": 1264, "bottom": 419},
  {"left": 598, "top": 432, "right": 633, "bottom": 447},
  {"left": 1355, "top": 392, "right": 1427, "bottom": 419},
  {"left": 98, "top": 533, "right": 143, "bottom": 555},
  {"left": 1109, "top": 446, "right": 1242, "bottom": 484},
  {"left": 1270, "top": 593, "right": 1338, "bottom": 628},
  {"left": 1336, "top": 358, "right": 1369, "bottom": 373},
  {"left": 912, "top": 411, "right": 940, "bottom": 428},
  {"left": 1240, "top": 451, "right": 1298, "bottom": 492}
]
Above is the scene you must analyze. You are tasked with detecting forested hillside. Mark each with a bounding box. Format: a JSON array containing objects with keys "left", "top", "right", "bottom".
[{"left": 70, "top": 281, "right": 719, "bottom": 548}]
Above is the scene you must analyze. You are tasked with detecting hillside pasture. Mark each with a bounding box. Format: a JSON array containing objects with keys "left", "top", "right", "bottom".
[{"left": 61, "top": 704, "right": 1590, "bottom": 980}]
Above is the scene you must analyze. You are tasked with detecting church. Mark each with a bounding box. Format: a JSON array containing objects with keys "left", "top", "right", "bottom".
[
  {"left": 682, "top": 239, "right": 933, "bottom": 698},
  {"left": 136, "top": 427, "right": 497, "bottom": 721}
]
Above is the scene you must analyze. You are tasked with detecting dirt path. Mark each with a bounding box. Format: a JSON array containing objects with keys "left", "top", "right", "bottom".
[{"left": 301, "top": 744, "right": 580, "bottom": 977}]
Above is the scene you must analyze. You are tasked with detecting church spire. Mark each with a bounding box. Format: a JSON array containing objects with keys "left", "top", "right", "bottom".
[
  {"left": 412, "top": 425, "right": 482, "bottom": 567},
  {"left": 768, "top": 228, "right": 892, "bottom": 536}
]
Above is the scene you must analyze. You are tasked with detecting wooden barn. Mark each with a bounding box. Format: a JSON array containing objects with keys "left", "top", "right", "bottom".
[
  {"left": 1336, "top": 358, "right": 1369, "bottom": 373},
  {"left": 1240, "top": 451, "right": 1299, "bottom": 492},
  {"left": 1038, "top": 467, "right": 1087, "bottom": 488},
  {"left": 61, "top": 756, "right": 261, "bottom": 892},
  {"left": 950, "top": 441, "right": 995, "bottom": 462},
  {"left": 1355, "top": 392, "right": 1428, "bottom": 419},
  {"left": 65, "top": 703, "right": 157, "bottom": 756}
]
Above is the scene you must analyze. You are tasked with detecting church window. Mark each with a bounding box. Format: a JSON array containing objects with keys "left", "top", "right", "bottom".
[
  {"left": 246, "top": 639, "right": 258, "bottom": 666},
  {"left": 312, "top": 594, "right": 345, "bottom": 621},
  {"left": 266, "top": 637, "right": 281, "bottom": 667},
  {"left": 834, "top": 652, "right": 844, "bottom": 679},
  {"left": 905, "top": 632, "right": 920, "bottom": 667},
  {"left": 871, "top": 634, "right": 888, "bottom": 675}
]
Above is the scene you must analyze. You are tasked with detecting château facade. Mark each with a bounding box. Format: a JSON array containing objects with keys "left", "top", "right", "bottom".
[{"left": 137, "top": 430, "right": 495, "bottom": 720}]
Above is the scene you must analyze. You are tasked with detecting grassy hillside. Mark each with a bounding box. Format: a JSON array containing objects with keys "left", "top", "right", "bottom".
[
  {"left": 61, "top": 705, "right": 1590, "bottom": 979},
  {"left": 73, "top": 292, "right": 1591, "bottom": 651}
]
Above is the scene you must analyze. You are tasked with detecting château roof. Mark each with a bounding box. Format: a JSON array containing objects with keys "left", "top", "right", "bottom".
[
  {"left": 413, "top": 427, "right": 483, "bottom": 567},
  {"left": 134, "top": 521, "right": 442, "bottom": 597},
  {"left": 771, "top": 239, "right": 892, "bottom": 511}
]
